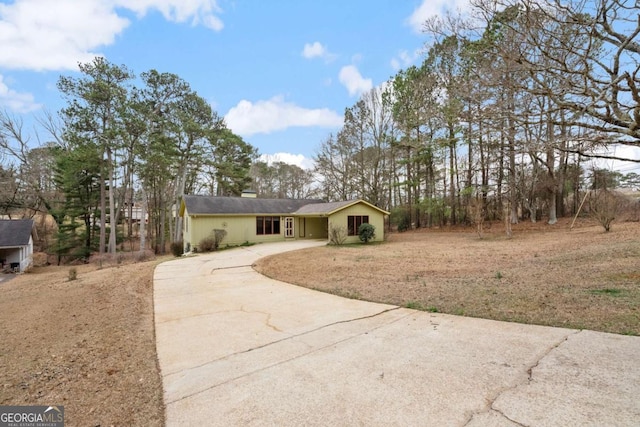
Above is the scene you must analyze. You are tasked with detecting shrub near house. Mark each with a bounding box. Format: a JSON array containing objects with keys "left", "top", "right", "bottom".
[{"left": 358, "top": 223, "right": 376, "bottom": 243}]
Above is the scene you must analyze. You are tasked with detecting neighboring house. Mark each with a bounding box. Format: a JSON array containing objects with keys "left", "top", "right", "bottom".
[
  {"left": 179, "top": 193, "right": 389, "bottom": 251},
  {"left": 0, "top": 219, "right": 37, "bottom": 273},
  {"left": 122, "top": 201, "right": 148, "bottom": 223}
]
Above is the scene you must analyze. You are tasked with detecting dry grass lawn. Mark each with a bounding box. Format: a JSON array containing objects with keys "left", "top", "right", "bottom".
[
  {"left": 255, "top": 219, "right": 640, "bottom": 335},
  {"left": 0, "top": 255, "right": 169, "bottom": 427},
  {"left": 0, "top": 218, "right": 638, "bottom": 426}
]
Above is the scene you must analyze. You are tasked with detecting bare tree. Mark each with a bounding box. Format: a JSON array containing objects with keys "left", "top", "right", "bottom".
[
  {"left": 491, "top": 0, "right": 640, "bottom": 161},
  {"left": 588, "top": 189, "right": 619, "bottom": 231},
  {"left": 0, "top": 110, "right": 59, "bottom": 217},
  {"left": 250, "top": 161, "right": 315, "bottom": 199}
]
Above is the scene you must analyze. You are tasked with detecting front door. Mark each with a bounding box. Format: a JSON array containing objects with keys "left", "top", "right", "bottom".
[{"left": 284, "top": 217, "right": 294, "bottom": 238}]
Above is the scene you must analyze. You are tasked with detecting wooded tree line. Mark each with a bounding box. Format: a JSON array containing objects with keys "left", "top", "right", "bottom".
[
  {"left": 315, "top": 0, "right": 640, "bottom": 229},
  {"left": 1, "top": 0, "right": 639, "bottom": 259},
  {"left": 0, "top": 58, "right": 261, "bottom": 258},
  {"left": 0, "top": 57, "right": 324, "bottom": 259}
]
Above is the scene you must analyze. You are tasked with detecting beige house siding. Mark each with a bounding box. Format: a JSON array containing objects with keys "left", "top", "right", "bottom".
[
  {"left": 328, "top": 203, "right": 385, "bottom": 244},
  {"left": 185, "top": 213, "right": 290, "bottom": 250}
]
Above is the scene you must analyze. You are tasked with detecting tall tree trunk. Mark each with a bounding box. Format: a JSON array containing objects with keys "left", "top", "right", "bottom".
[
  {"left": 449, "top": 124, "right": 456, "bottom": 225},
  {"left": 507, "top": 96, "right": 518, "bottom": 224},
  {"left": 556, "top": 113, "right": 568, "bottom": 218},
  {"left": 442, "top": 150, "right": 448, "bottom": 226},
  {"left": 406, "top": 145, "right": 413, "bottom": 228},
  {"left": 467, "top": 112, "right": 473, "bottom": 190},
  {"left": 127, "top": 182, "right": 133, "bottom": 245},
  {"left": 158, "top": 192, "right": 166, "bottom": 254},
  {"left": 139, "top": 187, "right": 147, "bottom": 253},
  {"left": 547, "top": 113, "right": 557, "bottom": 225},
  {"left": 173, "top": 136, "right": 193, "bottom": 243},
  {"left": 414, "top": 154, "right": 421, "bottom": 228},
  {"left": 107, "top": 147, "right": 117, "bottom": 254},
  {"left": 466, "top": 112, "right": 473, "bottom": 223},
  {"left": 99, "top": 156, "right": 106, "bottom": 254},
  {"left": 497, "top": 124, "right": 505, "bottom": 218},
  {"left": 478, "top": 104, "right": 488, "bottom": 210}
]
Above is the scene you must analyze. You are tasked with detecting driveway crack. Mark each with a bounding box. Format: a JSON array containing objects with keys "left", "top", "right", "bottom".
[
  {"left": 236, "top": 306, "right": 403, "bottom": 357},
  {"left": 166, "top": 306, "right": 406, "bottom": 404},
  {"left": 463, "top": 329, "right": 582, "bottom": 426},
  {"left": 240, "top": 305, "right": 283, "bottom": 332},
  {"left": 208, "top": 265, "right": 252, "bottom": 274},
  {"left": 524, "top": 329, "right": 581, "bottom": 382}
]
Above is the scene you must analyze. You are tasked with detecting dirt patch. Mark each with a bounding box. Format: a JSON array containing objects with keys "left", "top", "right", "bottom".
[
  {"left": 0, "top": 256, "right": 169, "bottom": 426},
  {"left": 255, "top": 219, "right": 640, "bottom": 335}
]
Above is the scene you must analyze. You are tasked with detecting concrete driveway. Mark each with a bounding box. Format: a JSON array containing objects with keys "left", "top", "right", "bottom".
[{"left": 154, "top": 241, "right": 640, "bottom": 426}]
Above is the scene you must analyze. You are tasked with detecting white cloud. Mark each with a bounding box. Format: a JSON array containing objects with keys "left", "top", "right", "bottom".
[
  {"left": 301, "top": 41, "right": 336, "bottom": 62},
  {"left": 302, "top": 42, "right": 326, "bottom": 59},
  {"left": 0, "top": 0, "right": 223, "bottom": 71},
  {"left": 113, "top": 0, "right": 224, "bottom": 31},
  {"left": 338, "top": 65, "right": 372, "bottom": 97},
  {"left": 259, "top": 153, "right": 315, "bottom": 170},
  {"left": 224, "top": 96, "right": 343, "bottom": 136},
  {"left": 406, "top": 0, "right": 470, "bottom": 34},
  {"left": 0, "top": 0, "right": 127, "bottom": 70},
  {"left": 0, "top": 74, "right": 41, "bottom": 112}
]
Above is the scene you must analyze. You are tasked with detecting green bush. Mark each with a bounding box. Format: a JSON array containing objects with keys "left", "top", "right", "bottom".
[{"left": 358, "top": 223, "right": 375, "bottom": 243}]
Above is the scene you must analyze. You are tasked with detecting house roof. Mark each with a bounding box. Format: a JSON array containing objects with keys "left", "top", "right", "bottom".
[
  {"left": 0, "top": 219, "right": 34, "bottom": 247},
  {"left": 182, "top": 195, "right": 324, "bottom": 215},
  {"left": 181, "top": 196, "right": 390, "bottom": 217},
  {"left": 293, "top": 200, "right": 354, "bottom": 215}
]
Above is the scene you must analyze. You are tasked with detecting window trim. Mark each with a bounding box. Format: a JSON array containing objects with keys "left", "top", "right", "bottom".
[
  {"left": 256, "top": 216, "right": 281, "bottom": 235},
  {"left": 347, "top": 215, "right": 369, "bottom": 236}
]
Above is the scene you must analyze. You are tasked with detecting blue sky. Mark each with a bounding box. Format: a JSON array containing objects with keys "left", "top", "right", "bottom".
[
  {"left": 3, "top": 0, "right": 636, "bottom": 175},
  {"left": 0, "top": 0, "right": 470, "bottom": 169}
]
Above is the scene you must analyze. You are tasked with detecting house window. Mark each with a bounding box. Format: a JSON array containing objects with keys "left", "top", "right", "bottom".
[
  {"left": 347, "top": 215, "right": 369, "bottom": 236},
  {"left": 256, "top": 216, "right": 281, "bottom": 235}
]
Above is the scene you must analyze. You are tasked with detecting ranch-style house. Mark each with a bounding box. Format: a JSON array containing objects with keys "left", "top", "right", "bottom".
[{"left": 179, "top": 193, "right": 389, "bottom": 251}]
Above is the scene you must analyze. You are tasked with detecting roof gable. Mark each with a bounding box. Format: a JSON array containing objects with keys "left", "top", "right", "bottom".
[
  {"left": 0, "top": 219, "right": 34, "bottom": 247},
  {"left": 294, "top": 199, "right": 390, "bottom": 216}
]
